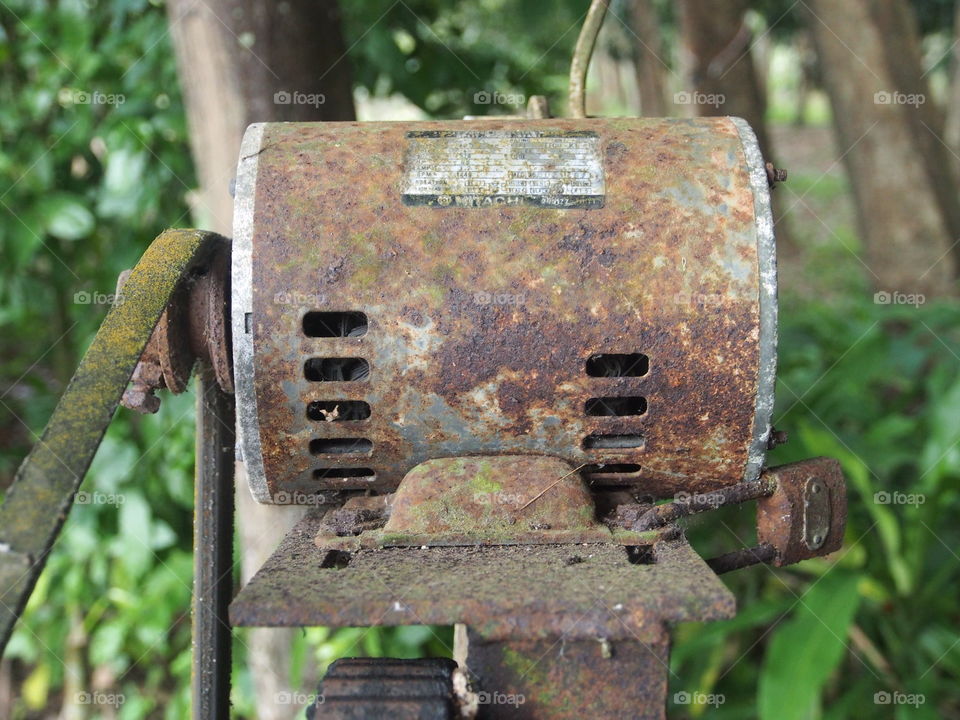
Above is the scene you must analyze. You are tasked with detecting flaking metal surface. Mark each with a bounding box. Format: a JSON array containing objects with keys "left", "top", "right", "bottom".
[
  {"left": 234, "top": 118, "right": 775, "bottom": 502},
  {"left": 230, "top": 511, "right": 735, "bottom": 639}
]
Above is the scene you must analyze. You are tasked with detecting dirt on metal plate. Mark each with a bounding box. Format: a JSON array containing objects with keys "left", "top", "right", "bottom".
[{"left": 230, "top": 510, "right": 735, "bottom": 640}]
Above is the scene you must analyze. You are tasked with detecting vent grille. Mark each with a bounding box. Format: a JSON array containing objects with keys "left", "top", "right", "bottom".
[
  {"left": 582, "top": 352, "right": 648, "bottom": 486},
  {"left": 305, "top": 310, "right": 375, "bottom": 487}
]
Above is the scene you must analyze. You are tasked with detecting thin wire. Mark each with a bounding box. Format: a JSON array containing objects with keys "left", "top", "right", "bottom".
[{"left": 568, "top": 0, "right": 611, "bottom": 118}]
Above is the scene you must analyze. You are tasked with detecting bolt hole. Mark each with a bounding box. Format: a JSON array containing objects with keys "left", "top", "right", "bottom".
[
  {"left": 307, "top": 400, "right": 371, "bottom": 422},
  {"left": 310, "top": 438, "right": 373, "bottom": 455},
  {"left": 313, "top": 467, "right": 376, "bottom": 480},
  {"left": 320, "top": 550, "right": 351, "bottom": 569},
  {"left": 625, "top": 545, "right": 655, "bottom": 565},
  {"left": 583, "top": 434, "right": 645, "bottom": 450},
  {"left": 585, "top": 397, "right": 647, "bottom": 416}
]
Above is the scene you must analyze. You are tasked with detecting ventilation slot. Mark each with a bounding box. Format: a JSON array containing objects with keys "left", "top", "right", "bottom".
[
  {"left": 585, "top": 353, "right": 649, "bottom": 377},
  {"left": 583, "top": 434, "right": 645, "bottom": 450},
  {"left": 583, "top": 463, "right": 641, "bottom": 474},
  {"left": 305, "top": 358, "right": 369, "bottom": 382},
  {"left": 310, "top": 438, "right": 373, "bottom": 455},
  {"left": 303, "top": 311, "right": 368, "bottom": 337},
  {"left": 307, "top": 400, "right": 371, "bottom": 422},
  {"left": 581, "top": 463, "right": 642, "bottom": 486},
  {"left": 313, "top": 467, "right": 376, "bottom": 480},
  {"left": 584, "top": 396, "right": 647, "bottom": 416}
]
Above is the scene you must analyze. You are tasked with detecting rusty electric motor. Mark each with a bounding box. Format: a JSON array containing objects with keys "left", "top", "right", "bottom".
[{"left": 231, "top": 118, "right": 777, "bottom": 504}]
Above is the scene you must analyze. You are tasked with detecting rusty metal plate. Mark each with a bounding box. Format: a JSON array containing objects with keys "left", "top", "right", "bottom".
[
  {"left": 462, "top": 630, "right": 670, "bottom": 720},
  {"left": 229, "top": 511, "right": 735, "bottom": 640},
  {"left": 401, "top": 129, "right": 605, "bottom": 209},
  {"left": 232, "top": 117, "right": 777, "bottom": 502}
]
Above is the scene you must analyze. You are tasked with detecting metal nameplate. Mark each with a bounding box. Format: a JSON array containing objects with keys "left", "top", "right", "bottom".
[{"left": 402, "top": 130, "right": 605, "bottom": 209}]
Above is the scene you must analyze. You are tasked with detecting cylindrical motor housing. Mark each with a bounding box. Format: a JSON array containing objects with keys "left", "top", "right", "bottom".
[{"left": 232, "top": 118, "right": 776, "bottom": 503}]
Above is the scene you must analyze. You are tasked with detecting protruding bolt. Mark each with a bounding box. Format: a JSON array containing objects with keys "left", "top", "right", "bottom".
[
  {"left": 765, "top": 162, "right": 788, "bottom": 188},
  {"left": 767, "top": 427, "right": 789, "bottom": 449}
]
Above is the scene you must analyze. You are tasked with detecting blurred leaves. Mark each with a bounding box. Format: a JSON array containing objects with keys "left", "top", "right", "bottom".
[
  {"left": 0, "top": 0, "right": 197, "bottom": 714},
  {"left": 677, "top": 294, "right": 960, "bottom": 718},
  {"left": 758, "top": 572, "right": 861, "bottom": 720}
]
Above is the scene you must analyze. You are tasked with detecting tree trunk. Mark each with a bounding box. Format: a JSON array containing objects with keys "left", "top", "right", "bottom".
[
  {"left": 677, "top": 0, "right": 770, "bottom": 155},
  {"left": 942, "top": 2, "right": 960, "bottom": 184},
  {"left": 166, "top": 2, "right": 354, "bottom": 717},
  {"left": 629, "top": 0, "right": 667, "bottom": 116},
  {"left": 807, "top": 0, "right": 958, "bottom": 297},
  {"left": 870, "top": 0, "right": 960, "bottom": 255},
  {"left": 676, "top": 0, "right": 794, "bottom": 252}
]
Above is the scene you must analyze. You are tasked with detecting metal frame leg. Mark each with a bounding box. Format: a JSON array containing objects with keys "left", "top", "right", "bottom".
[{"left": 192, "top": 370, "right": 235, "bottom": 719}]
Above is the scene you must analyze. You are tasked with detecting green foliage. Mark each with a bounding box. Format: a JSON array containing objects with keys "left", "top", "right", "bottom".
[
  {"left": 674, "top": 296, "right": 960, "bottom": 718},
  {"left": 757, "top": 572, "right": 861, "bottom": 720},
  {"left": 0, "top": 0, "right": 201, "bottom": 716},
  {"left": 341, "top": 0, "right": 581, "bottom": 118}
]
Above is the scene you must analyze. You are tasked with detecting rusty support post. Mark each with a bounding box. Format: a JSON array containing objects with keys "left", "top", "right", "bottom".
[
  {"left": 192, "top": 369, "right": 235, "bottom": 720},
  {"left": 461, "top": 627, "right": 670, "bottom": 720}
]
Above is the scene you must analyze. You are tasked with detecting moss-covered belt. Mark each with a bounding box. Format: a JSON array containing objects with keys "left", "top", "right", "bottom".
[{"left": 0, "top": 229, "right": 221, "bottom": 654}]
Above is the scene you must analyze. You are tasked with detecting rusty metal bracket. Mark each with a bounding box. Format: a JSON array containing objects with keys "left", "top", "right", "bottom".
[
  {"left": 620, "top": 458, "right": 846, "bottom": 573},
  {"left": 312, "top": 456, "right": 674, "bottom": 551},
  {"left": 0, "top": 229, "right": 225, "bottom": 656},
  {"left": 757, "top": 457, "right": 847, "bottom": 566},
  {"left": 231, "top": 510, "right": 734, "bottom": 640},
  {"left": 121, "top": 238, "right": 233, "bottom": 413},
  {"left": 704, "top": 457, "right": 848, "bottom": 573}
]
